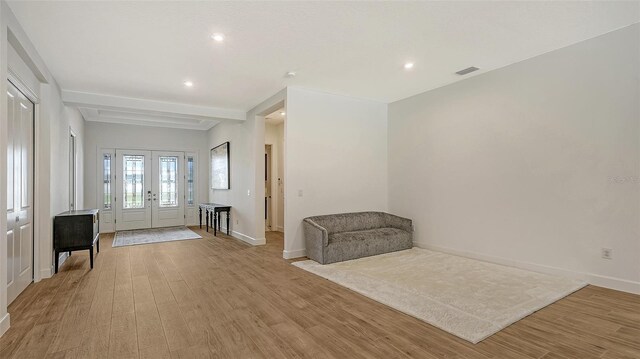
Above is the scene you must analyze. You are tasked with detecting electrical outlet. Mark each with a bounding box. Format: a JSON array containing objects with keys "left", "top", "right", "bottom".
[
  {"left": 235, "top": 219, "right": 239, "bottom": 225},
  {"left": 247, "top": 189, "right": 251, "bottom": 196},
  {"left": 298, "top": 189, "right": 303, "bottom": 197},
  {"left": 601, "top": 248, "right": 613, "bottom": 260}
]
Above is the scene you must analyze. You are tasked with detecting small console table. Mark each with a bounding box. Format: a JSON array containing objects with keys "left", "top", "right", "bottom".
[
  {"left": 199, "top": 203, "right": 231, "bottom": 236},
  {"left": 53, "top": 209, "right": 100, "bottom": 273}
]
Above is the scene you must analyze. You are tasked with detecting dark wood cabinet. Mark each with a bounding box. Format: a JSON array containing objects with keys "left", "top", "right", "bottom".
[{"left": 53, "top": 209, "right": 100, "bottom": 273}]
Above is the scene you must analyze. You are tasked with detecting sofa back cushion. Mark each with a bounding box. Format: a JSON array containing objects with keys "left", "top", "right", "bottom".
[{"left": 307, "top": 212, "right": 386, "bottom": 234}]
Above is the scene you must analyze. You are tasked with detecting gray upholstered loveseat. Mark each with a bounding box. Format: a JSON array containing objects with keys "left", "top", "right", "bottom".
[{"left": 303, "top": 212, "right": 413, "bottom": 264}]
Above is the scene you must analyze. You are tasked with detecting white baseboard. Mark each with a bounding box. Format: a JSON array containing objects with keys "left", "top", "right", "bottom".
[
  {"left": 276, "top": 226, "right": 284, "bottom": 232},
  {"left": 40, "top": 267, "right": 52, "bottom": 279},
  {"left": 220, "top": 227, "right": 266, "bottom": 246},
  {"left": 38, "top": 252, "right": 70, "bottom": 279},
  {"left": 0, "top": 313, "right": 10, "bottom": 337},
  {"left": 414, "top": 241, "right": 640, "bottom": 295},
  {"left": 283, "top": 248, "right": 306, "bottom": 259}
]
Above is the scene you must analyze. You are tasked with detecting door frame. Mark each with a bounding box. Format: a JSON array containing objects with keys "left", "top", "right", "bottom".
[
  {"left": 115, "top": 149, "right": 153, "bottom": 231},
  {"left": 68, "top": 129, "right": 77, "bottom": 211},
  {"left": 101, "top": 147, "right": 199, "bottom": 232},
  {"left": 151, "top": 150, "right": 185, "bottom": 228},
  {"left": 6, "top": 74, "right": 38, "bottom": 288}
]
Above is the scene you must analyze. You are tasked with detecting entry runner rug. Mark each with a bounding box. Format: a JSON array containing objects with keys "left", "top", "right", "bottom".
[
  {"left": 113, "top": 226, "right": 201, "bottom": 247},
  {"left": 293, "top": 247, "right": 586, "bottom": 343}
]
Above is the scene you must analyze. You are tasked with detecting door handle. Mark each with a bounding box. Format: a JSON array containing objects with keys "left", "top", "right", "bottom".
[{"left": 15, "top": 216, "right": 19, "bottom": 223}]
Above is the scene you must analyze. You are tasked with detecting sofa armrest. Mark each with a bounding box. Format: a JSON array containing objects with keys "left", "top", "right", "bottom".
[
  {"left": 303, "top": 218, "right": 329, "bottom": 264},
  {"left": 384, "top": 213, "right": 413, "bottom": 233},
  {"left": 303, "top": 218, "right": 329, "bottom": 246}
]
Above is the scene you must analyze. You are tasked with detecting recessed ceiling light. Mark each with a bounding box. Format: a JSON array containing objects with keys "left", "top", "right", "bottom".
[
  {"left": 404, "top": 62, "right": 414, "bottom": 70},
  {"left": 286, "top": 71, "right": 296, "bottom": 78},
  {"left": 280, "top": 112, "right": 286, "bottom": 116},
  {"left": 184, "top": 81, "right": 194, "bottom": 87},
  {"left": 211, "top": 33, "right": 225, "bottom": 42}
]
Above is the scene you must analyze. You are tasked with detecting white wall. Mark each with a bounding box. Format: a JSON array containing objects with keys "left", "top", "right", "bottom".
[
  {"left": 285, "top": 87, "right": 388, "bottom": 258},
  {"left": 388, "top": 24, "right": 640, "bottom": 294},
  {"left": 0, "top": 1, "right": 87, "bottom": 336},
  {"left": 207, "top": 89, "right": 286, "bottom": 245},
  {"left": 207, "top": 120, "right": 255, "bottom": 241},
  {"left": 265, "top": 123, "right": 284, "bottom": 232},
  {"left": 83, "top": 121, "right": 209, "bottom": 228}
]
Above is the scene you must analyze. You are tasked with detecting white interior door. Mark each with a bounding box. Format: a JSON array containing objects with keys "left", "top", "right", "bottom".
[
  {"left": 151, "top": 151, "right": 185, "bottom": 228},
  {"left": 115, "top": 150, "right": 152, "bottom": 230},
  {"left": 7, "top": 82, "right": 34, "bottom": 304}
]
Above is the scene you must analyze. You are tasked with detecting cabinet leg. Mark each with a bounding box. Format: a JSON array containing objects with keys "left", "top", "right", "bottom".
[
  {"left": 55, "top": 250, "right": 59, "bottom": 274},
  {"left": 97, "top": 237, "right": 100, "bottom": 253},
  {"left": 210, "top": 211, "right": 213, "bottom": 234},
  {"left": 214, "top": 212, "right": 218, "bottom": 237},
  {"left": 205, "top": 209, "right": 209, "bottom": 232},
  {"left": 89, "top": 247, "right": 94, "bottom": 270},
  {"left": 199, "top": 207, "right": 202, "bottom": 229}
]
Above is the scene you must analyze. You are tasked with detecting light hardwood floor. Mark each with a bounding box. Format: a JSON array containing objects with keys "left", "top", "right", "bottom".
[{"left": 1, "top": 228, "right": 639, "bottom": 359}]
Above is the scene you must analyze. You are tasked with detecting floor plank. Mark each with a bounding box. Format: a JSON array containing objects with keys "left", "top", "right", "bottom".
[{"left": 1, "top": 229, "right": 639, "bottom": 359}]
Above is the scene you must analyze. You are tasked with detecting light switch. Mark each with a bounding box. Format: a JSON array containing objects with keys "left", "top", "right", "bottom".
[{"left": 247, "top": 189, "right": 251, "bottom": 196}]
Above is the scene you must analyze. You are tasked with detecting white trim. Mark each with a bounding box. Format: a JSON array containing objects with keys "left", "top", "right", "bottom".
[
  {"left": 39, "top": 252, "right": 70, "bottom": 279},
  {"left": 0, "top": 313, "right": 10, "bottom": 337},
  {"left": 414, "top": 241, "right": 640, "bottom": 295},
  {"left": 64, "top": 90, "right": 243, "bottom": 130},
  {"left": 275, "top": 226, "right": 284, "bottom": 232},
  {"left": 220, "top": 227, "right": 266, "bottom": 246},
  {"left": 40, "top": 267, "right": 52, "bottom": 279},
  {"left": 63, "top": 90, "right": 245, "bottom": 120},
  {"left": 32, "top": 103, "right": 41, "bottom": 282},
  {"left": 283, "top": 248, "right": 306, "bottom": 259},
  {"left": 7, "top": 69, "right": 38, "bottom": 104}
]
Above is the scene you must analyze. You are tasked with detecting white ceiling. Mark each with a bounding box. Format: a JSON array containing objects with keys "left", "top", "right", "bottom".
[
  {"left": 8, "top": 1, "right": 640, "bottom": 115},
  {"left": 265, "top": 108, "right": 285, "bottom": 126}
]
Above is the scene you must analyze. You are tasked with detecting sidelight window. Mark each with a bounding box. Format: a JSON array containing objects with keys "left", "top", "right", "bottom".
[
  {"left": 187, "top": 156, "right": 195, "bottom": 206},
  {"left": 103, "top": 154, "right": 112, "bottom": 209}
]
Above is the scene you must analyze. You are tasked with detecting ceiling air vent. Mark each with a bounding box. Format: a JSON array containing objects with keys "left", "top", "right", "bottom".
[{"left": 455, "top": 66, "right": 479, "bottom": 75}]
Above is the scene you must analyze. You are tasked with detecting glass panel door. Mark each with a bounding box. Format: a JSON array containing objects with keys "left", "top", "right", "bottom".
[
  {"left": 113, "top": 150, "right": 188, "bottom": 230},
  {"left": 151, "top": 151, "right": 184, "bottom": 228},
  {"left": 115, "top": 150, "right": 152, "bottom": 230}
]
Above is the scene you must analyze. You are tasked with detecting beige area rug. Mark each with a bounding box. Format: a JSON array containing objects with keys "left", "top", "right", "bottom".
[
  {"left": 113, "top": 226, "right": 202, "bottom": 247},
  {"left": 293, "top": 248, "right": 586, "bottom": 343}
]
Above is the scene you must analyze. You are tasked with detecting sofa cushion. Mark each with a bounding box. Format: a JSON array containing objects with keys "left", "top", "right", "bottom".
[
  {"left": 328, "top": 227, "right": 408, "bottom": 244},
  {"left": 324, "top": 227, "right": 413, "bottom": 264}
]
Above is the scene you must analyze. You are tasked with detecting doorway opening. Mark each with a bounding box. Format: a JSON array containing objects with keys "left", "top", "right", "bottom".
[{"left": 264, "top": 107, "right": 285, "bottom": 248}]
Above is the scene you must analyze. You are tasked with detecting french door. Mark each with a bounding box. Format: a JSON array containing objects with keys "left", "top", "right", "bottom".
[
  {"left": 7, "top": 81, "right": 34, "bottom": 304},
  {"left": 151, "top": 151, "right": 184, "bottom": 228},
  {"left": 115, "top": 150, "right": 184, "bottom": 230}
]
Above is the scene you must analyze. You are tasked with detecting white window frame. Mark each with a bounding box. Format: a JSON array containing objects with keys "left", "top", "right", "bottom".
[{"left": 98, "top": 148, "right": 116, "bottom": 232}]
